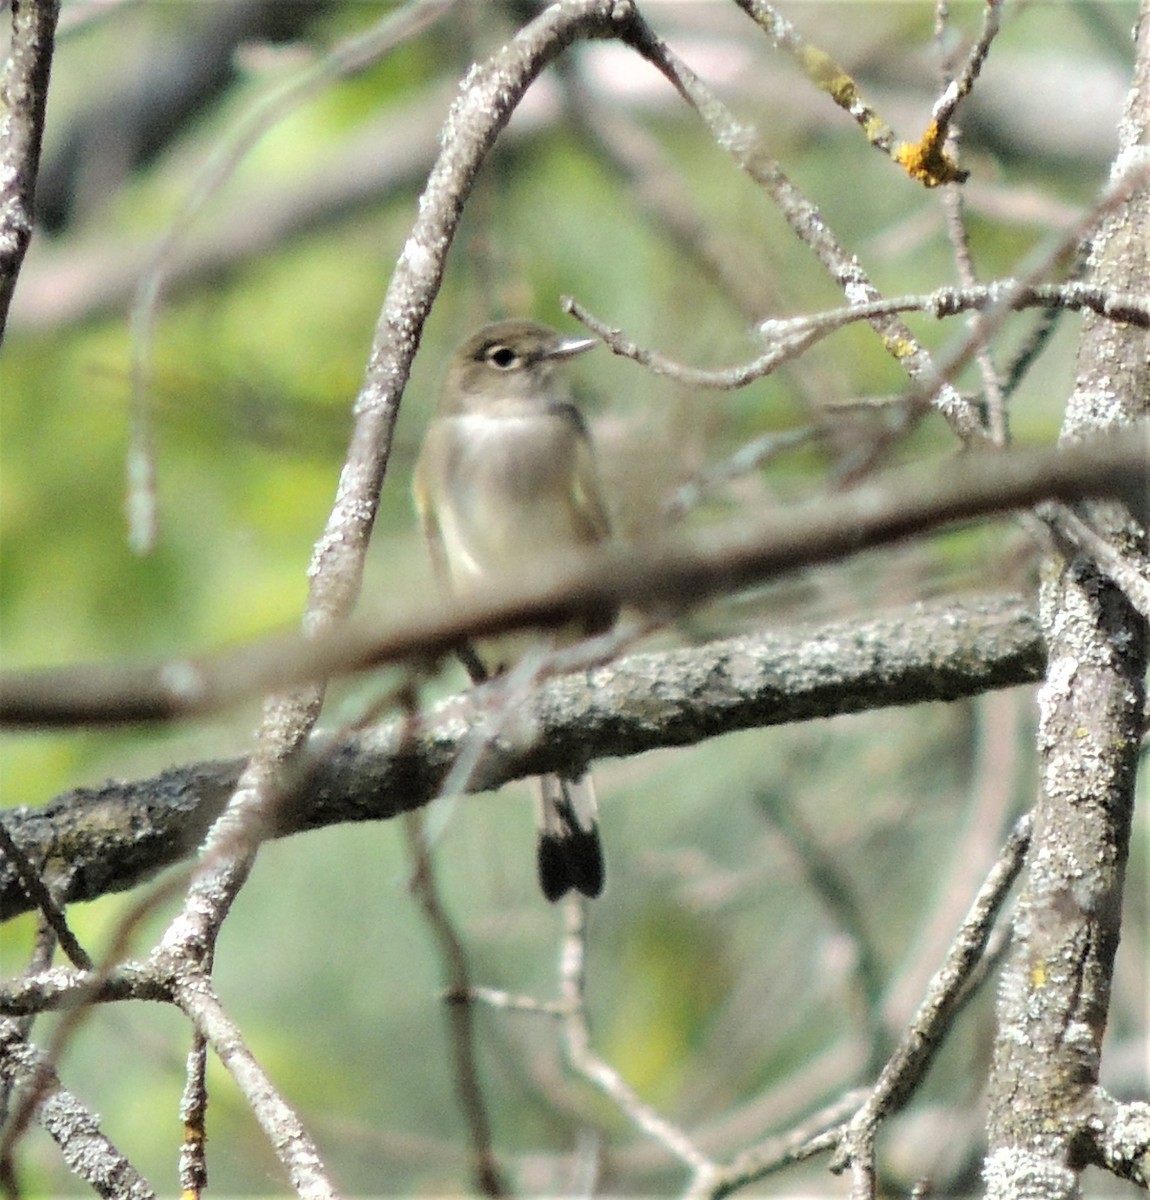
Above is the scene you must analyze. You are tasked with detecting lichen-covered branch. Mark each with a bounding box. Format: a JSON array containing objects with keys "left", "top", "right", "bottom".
[
  {"left": 983, "top": 5, "right": 1150, "bottom": 1195},
  {"left": 1, "top": 594, "right": 1042, "bottom": 922},
  {"left": 0, "top": 1021, "right": 155, "bottom": 1199}
]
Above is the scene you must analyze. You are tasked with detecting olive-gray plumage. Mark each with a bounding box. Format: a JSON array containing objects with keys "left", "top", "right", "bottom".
[{"left": 413, "top": 320, "right": 611, "bottom": 900}]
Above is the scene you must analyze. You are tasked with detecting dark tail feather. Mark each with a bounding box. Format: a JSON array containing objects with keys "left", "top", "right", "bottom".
[{"left": 536, "top": 774, "right": 604, "bottom": 901}]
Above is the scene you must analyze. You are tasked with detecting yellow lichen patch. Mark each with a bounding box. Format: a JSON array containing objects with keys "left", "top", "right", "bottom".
[
  {"left": 1030, "top": 961, "right": 1047, "bottom": 988},
  {"left": 883, "top": 335, "right": 918, "bottom": 360},
  {"left": 800, "top": 46, "right": 848, "bottom": 95},
  {"left": 895, "top": 121, "right": 969, "bottom": 188},
  {"left": 798, "top": 47, "right": 878, "bottom": 129},
  {"left": 863, "top": 114, "right": 888, "bottom": 143}
]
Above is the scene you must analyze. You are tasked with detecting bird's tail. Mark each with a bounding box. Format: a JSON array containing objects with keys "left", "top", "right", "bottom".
[{"left": 536, "top": 772, "right": 604, "bottom": 901}]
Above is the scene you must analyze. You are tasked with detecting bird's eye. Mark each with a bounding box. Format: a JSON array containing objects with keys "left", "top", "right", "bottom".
[{"left": 484, "top": 344, "right": 520, "bottom": 370}]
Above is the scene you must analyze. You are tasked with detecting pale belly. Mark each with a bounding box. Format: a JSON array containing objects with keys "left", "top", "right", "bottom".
[{"left": 434, "top": 413, "right": 604, "bottom": 589}]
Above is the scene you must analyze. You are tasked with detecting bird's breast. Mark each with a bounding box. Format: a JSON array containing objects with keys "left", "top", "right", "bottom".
[{"left": 432, "top": 411, "right": 599, "bottom": 585}]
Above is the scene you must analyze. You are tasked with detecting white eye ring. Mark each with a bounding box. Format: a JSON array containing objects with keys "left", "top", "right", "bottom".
[{"left": 484, "top": 344, "right": 520, "bottom": 369}]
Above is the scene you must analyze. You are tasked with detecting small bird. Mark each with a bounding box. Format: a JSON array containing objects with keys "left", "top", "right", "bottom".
[{"left": 413, "top": 319, "right": 613, "bottom": 901}]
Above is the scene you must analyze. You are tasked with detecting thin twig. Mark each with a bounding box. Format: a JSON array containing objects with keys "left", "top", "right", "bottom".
[
  {"left": 616, "top": 17, "right": 982, "bottom": 444},
  {"left": 694, "top": 1090, "right": 866, "bottom": 1199},
  {"left": 125, "top": 0, "right": 459, "bottom": 553},
  {"left": 403, "top": 814, "right": 506, "bottom": 1197},
  {"left": 567, "top": 283, "right": 1150, "bottom": 393},
  {"left": 931, "top": 0, "right": 1004, "bottom": 136},
  {"left": 1039, "top": 502, "right": 1150, "bottom": 623},
  {"left": 2, "top": 428, "right": 1143, "bottom": 730},
  {"left": 556, "top": 67, "right": 777, "bottom": 323},
  {"left": 0, "top": 964, "right": 174, "bottom": 1016},
  {"left": 883, "top": 688, "right": 1023, "bottom": 1032},
  {"left": 0, "top": 1022, "right": 156, "bottom": 1199},
  {"left": 875, "top": 146, "right": 1150, "bottom": 471},
  {"left": 178, "top": 1032, "right": 209, "bottom": 1199},
  {"left": 757, "top": 791, "right": 887, "bottom": 1071},
  {"left": 558, "top": 897, "right": 717, "bottom": 1180},
  {"left": 831, "top": 815, "right": 1032, "bottom": 1176},
  {"left": 463, "top": 987, "right": 566, "bottom": 1017},
  {"left": 730, "top": 0, "right": 967, "bottom": 187},
  {"left": 934, "top": 0, "right": 1007, "bottom": 446},
  {"left": 662, "top": 428, "right": 821, "bottom": 522},
  {"left": 172, "top": 976, "right": 338, "bottom": 1200},
  {"left": 0, "top": 0, "right": 60, "bottom": 341},
  {"left": 0, "top": 868, "right": 186, "bottom": 1188},
  {"left": 942, "top": 180, "right": 1008, "bottom": 443},
  {"left": 0, "top": 821, "right": 91, "bottom": 970}
]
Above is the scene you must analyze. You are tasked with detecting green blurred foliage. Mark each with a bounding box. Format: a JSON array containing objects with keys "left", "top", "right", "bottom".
[{"left": 2, "top": 0, "right": 1145, "bottom": 1194}]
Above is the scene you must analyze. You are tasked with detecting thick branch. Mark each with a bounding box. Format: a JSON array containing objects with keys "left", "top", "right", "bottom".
[
  {"left": 984, "top": 6, "right": 1150, "bottom": 1195},
  {"left": 0, "top": 594, "right": 1042, "bottom": 921}
]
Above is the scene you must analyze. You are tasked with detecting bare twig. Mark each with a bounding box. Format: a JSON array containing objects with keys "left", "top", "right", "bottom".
[
  {"left": 0, "top": 869, "right": 187, "bottom": 1176},
  {"left": 930, "top": 0, "right": 1004, "bottom": 141},
  {"left": 883, "top": 688, "right": 1023, "bottom": 1032},
  {"left": 662, "top": 428, "right": 821, "bottom": 522},
  {"left": 559, "top": 897, "right": 717, "bottom": 1180},
  {"left": 178, "top": 1032, "right": 209, "bottom": 1199},
  {"left": 171, "top": 976, "right": 337, "bottom": 1200},
  {"left": 0, "top": 911, "right": 59, "bottom": 1134},
  {"left": 0, "top": 964, "right": 173, "bottom": 1016},
  {"left": 0, "top": 821, "right": 91, "bottom": 970},
  {"left": 556, "top": 67, "right": 779, "bottom": 324},
  {"left": 0, "top": 0, "right": 60, "bottom": 340},
  {"left": 832, "top": 815, "right": 1031, "bottom": 1177},
  {"left": 125, "top": 0, "right": 459, "bottom": 553},
  {"left": 464, "top": 987, "right": 565, "bottom": 1017},
  {"left": 567, "top": 283, "right": 1150, "bottom": 393},
  {"left": 1039, "top": 502, "right": 1150, "bottom": 622},
  {"left": 731, "top": 0, "right": 968, "bottom": 187},
  {"left": 0, "top": 1022, "right": 155, "bottom": 1199},
  {"left": 892, "top": 147, "right": 1150, "bottom": 476},
  {"left": 934, "top": 0, "right": 1007, "bottom": 446},
  {"left": 616, "top": 17, "right": 982, "bottom": 443},
  {"left": 758, "top": 790, "right": 887, "bottom": 1066},
  {"left": 694, "top": 1090, "right": 866, "bottom": 1200},
  {"left": 942, "top": 180, "right": 1008, "bottom": 443},
  {"left": 1000, "top": 300, "right": 1065, "bottom": 399},
  {"left": 403, "top": 814, "right": 505, "bottom": 1197}
]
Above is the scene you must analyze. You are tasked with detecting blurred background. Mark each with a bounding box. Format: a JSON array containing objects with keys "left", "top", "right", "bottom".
[{"left": 1, "top": 0, "right": 1145, "bottom": 1194}]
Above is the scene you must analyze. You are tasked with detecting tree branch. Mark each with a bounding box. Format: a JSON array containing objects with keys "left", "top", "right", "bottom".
[
  {"left": 170, "top": 975, "right": 337, "bottom": 1200},
  {"left": 3, "top": 430, "right": 1143, "bottom": 730},
  {"left": 0, "top": 594, "right": 1042, "bottom": 922},
  {"left": 0, "top": 1021, "right": 155, "bottom": 1199},
  {"left": 984, "top": 5, "right": 1150, "bottom": 1193},
  {"left": 0, "top": 0, "right": 60, "bottom": 340}
]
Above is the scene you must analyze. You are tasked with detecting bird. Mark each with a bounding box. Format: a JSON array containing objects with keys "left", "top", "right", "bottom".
[{"left": 412, "top": 319, "right": 614, "bottom": 900}]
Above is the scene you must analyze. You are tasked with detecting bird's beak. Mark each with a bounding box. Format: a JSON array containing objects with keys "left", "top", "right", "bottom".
[{"left": 548, "top": 335, "right": 598, "bottom": 360}]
